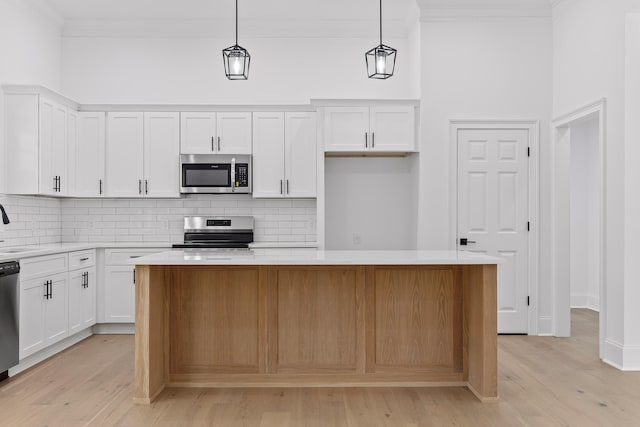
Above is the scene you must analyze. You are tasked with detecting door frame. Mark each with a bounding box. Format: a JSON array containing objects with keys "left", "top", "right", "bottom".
[
  {"left": 551, "top": 99, "right": 606, "bottom": 356},
  {"left": 449, "top": 119, "right": 540, "bottom": 335}
]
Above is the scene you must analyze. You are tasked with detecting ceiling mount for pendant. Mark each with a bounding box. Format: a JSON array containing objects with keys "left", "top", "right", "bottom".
[
  {"left": 222, "top": 0, "right": 250, "bottom": 80},
  {"left": 365, "top": 0, "right": 396, "bottom": 79}
]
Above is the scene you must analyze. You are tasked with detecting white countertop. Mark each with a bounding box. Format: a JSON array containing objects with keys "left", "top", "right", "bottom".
[
  {"left": 0, "top": 242, "right": 319, "bottom": 263},
  {"left": 129, "top": 249, "right": 502, "bottom": 266}
]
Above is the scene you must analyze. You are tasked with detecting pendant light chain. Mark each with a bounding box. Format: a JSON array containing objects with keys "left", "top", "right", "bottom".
[{"left": 235, "top": 0, "right": 238, "bottom": 46}]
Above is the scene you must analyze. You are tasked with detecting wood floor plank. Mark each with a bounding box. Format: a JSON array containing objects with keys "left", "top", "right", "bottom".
[{"left": 1, "top": 309, "right": 639, "bottom": 426}]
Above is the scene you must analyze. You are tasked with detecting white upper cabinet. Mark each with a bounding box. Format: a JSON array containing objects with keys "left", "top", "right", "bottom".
[
  {"left": 106, "top": 112, "right": 145, "bottom": 197},
  {"left": 180, "top": 112, "right": 216, "bottom": 154},
  {"left": 3, "top": 90, "right": 74, "bottom": 196},
  {"left": 285, "top": 112, "right": 317, "bottom": 198},
  {"left": 253, "top": 112, "right": 317, "bottom": 199},
  {"left": 217, "top": 112, "right": 252, "bottom": 154},
  {"left": 71, "top": 112, "right": 106, "bottom": 197},
  {"left": 323, "top": 107, "right": 370, "bottom": 152},
  {"left": 369, "top": 106, "right": 416, "bottom": 152},
  {"left": 180, "top": 112, "right": 251, "bottom": 154},
  {"left": 252, "top": 112, "right": 286, "bottom": 198},
  {"left": 39, "top": 98, "right": 69, "bottom": 196},
  {"left": 143, "top": 112, "right": 180, "bottom": 198},
  {"left": 323, "top": 105, "right": 416, "bottom": 153},
  {"left": 106, "top": 112, "right": 179, "bottom": 198}
]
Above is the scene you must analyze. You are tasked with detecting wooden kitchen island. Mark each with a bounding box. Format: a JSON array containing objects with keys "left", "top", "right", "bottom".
[{"left": 131, "top": 250, "right": 500, "bottom": 404}]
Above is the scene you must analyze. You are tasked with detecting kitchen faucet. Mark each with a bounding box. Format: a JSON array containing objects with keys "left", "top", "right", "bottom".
[{"left": 0, "top": 204, "right": 10, "bottom": 224}]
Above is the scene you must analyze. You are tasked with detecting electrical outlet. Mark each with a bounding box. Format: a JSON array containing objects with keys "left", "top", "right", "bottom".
[{"left": 353, "top": 233, "right": 361, "bottom": 245}]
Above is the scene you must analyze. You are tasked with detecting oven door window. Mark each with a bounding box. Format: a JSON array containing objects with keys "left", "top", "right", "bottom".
[{"left": 182, "top": 164, "right": 231, "bottom": 187}]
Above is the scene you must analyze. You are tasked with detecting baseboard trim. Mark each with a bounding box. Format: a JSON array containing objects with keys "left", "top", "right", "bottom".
[
  {"left": 9, "top": 329, "right": 92, "bottom": 377},
  {"left": 92, "top": 323, "right": 135, "bottom": 334}
]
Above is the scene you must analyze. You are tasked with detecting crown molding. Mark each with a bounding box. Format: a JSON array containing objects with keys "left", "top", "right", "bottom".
[
  {"left": 62, "top": 18, "right": 412, "bottom": 39},
  {"left": 417, "top": 0, "right": 552, "bottom": 22}
]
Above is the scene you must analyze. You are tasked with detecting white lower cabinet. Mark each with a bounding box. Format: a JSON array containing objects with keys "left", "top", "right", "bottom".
[
  {"left": 20, "top": 271, "right": 69, "bottom": 359},
  {"left": 68, "top": 258, "right": 97, "bottom": 336},
  {"left": 19, "top": 250, "right": 98, "bottom": 361},
  {"left": 102, "top": 249, "right": 165, "bottom": 323},
  {"left": 103, "top": 266, "right": 136, "bottom": 323}
]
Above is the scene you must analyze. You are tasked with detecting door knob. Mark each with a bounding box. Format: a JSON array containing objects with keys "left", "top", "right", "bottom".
[{"left": 459, "top": 238, "right": 477, "bottom": 246}]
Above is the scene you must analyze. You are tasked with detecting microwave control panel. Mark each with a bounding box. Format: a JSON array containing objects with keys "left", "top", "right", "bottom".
[{"left": 235, "top": 164, "right": 249, "bottom": 187}]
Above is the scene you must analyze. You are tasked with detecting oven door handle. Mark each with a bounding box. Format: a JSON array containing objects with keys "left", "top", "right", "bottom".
[{"left": 231, "top": 157, "right": 236, "bottom": 193}]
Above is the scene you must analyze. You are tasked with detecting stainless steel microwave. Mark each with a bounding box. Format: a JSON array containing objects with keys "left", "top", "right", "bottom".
[{"left": 180, "top": 154, "right": 252, "bottom": 194}]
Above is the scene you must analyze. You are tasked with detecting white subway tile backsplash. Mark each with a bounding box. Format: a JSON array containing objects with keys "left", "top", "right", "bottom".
[
  {"left": 0, "top": 195, "right": 62, "bottom": 247},
  {"left": 0, "top": 194, "right": 317, "bottom": 246},
  {"left": 59, "top": 194, "right": 317, "bottom": 244}
]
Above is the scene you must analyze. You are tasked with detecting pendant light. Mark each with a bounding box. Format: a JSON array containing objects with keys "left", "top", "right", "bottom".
[
  {"left": 365, "top": 0, "right": 396, "bottom": 79},
  {"left": 222, "top": 0, "right": 250, "bottom": 80}
]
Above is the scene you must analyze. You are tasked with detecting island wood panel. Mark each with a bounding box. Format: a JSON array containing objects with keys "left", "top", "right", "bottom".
[
  {"left": 367, "top": 266, "right": 463, "bottom": 374},
  {"left": 134, "top": 265, "right": 167, "bottom": 404},
  {"left": 168, "top": 266, "right": 261, "bottom": 374},
  {"left": 463, "top": 264, "right": 498, "bottom": 401},
  {"left": 134, "top": 262, "right": 497, "bottom": 403},
  {"left": 270, "top": 266, "right": 365, "bottom": 374}
]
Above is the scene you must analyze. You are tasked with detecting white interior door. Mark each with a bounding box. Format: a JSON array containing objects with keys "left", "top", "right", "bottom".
[{"left": 457, "top": 128, "right": 529, "bottom": 334}]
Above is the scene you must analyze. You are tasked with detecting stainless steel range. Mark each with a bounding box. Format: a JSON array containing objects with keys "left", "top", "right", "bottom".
[{"left": 172, "top": 216, "right": 254, "bottom": 249}]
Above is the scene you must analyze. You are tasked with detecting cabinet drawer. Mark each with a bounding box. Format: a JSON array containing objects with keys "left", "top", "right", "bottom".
[
  {"left": 69, "top": 249, "right": 96, "bottom": 270},
  {"left": 20, "top": 253, "right": 68, "bottom": 280},
  {"left": 105, "top": 249, "right": 165, "bottom": 266}
]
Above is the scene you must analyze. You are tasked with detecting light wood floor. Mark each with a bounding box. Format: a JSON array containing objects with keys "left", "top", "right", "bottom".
[{"left": 1, "top": 309, "right": 639, "bottom": 426}]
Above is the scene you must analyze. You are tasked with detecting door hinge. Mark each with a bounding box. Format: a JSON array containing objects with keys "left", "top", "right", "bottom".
[
  {"left": 527, "top": 147, "right": 530, "bottom": 157},
  {"left": 527, "top": 221, "right": 530, "bottom": 231},
  {"left": 527, "top": 296, "right": 530, "bottom": 306}
]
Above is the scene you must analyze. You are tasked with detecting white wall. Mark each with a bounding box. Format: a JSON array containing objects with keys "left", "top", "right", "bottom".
[
  {"left": 553, "top": 0, "right": 640, "bottom": 369},
  {"left": 324, "top": 156, "right": 418, "bottom": 250},
  {"left": 0, "top": 0, "right": 62, "bottom": 241},
  {"left": 416, "top": 19, "right": 553, "bottom": 332},
  {"left": 61, "top": 36, "right": 418, "bottom": 104},
  {"left": 569, "top": 118, "right": 600, "bottom": 311}
]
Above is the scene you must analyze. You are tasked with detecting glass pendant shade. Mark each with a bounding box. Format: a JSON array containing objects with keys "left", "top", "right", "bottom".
[
  {"left": 223, "top": 45, "right": 250, "bottom": 80},
  {"left": 222, "top": 0, "right": 250, "bottom": 80},
  {"left": 365, "top": 44, "right": 396, "bottom": 79}
]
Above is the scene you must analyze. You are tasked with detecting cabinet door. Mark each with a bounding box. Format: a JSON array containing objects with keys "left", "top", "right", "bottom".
[
  {"left": 56, "top": 108, "right": 73, "bottom": 196},
  {"left": 68, "top": 268, "right": 96, "bottom": 335},
  {"left": 68, "top": 269, "right": 83, "bottom": 335},
  {"left": 81, "top": 268, "right": 97, "bottom": 329},
  {"left": 73, "top": 112, "right": 106, "bottom": 197},
  {"left": 39, "top": 98, "right": 57, "bottom": 196},
  {"left": 104, "top": 266, "right": 136, "bottom": 323},
  {"left": 45, "top": 273, "right": 69, "bottom": 346},
  {"left": 252, "top": 112, "right": 285, "bottom": 198},
  {"left": 369, "top": 106, "right": 416, "bottom": 152},
  {"left": 285, "top": 112, "right": 317, "bottom": 198},
  {"left": 69, "top": 267, "right": 97, "bottom": 333},
  {"left": 19, "top": 277, "right": 47, "bottom": 359},
  {"left": 323, "top": 107, "right": 369, "bottom": 152},
  {"left": 143, "top": 112, "right": 180, "bottom": 198},
  {"left": 217, "top": 112, "right": 252, "bottom": 154},
  {"left": 180, "top": 112, "right": 216, "bottom": 154},
  {"left": 106, "top": 112, "right": 144, "bottom": 197}
]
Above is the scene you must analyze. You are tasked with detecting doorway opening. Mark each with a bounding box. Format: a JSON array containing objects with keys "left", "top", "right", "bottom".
[{"left": 552, "top": 100, "right": 605, "bottom": 358}]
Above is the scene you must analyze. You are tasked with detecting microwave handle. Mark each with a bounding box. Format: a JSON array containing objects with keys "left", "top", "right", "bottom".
[{"left": 231, "top": 157, "right": 236, "bottom": 193}]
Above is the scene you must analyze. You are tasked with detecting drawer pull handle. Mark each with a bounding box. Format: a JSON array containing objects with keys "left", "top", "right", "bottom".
[
  {"left": 80, "top": 257, "right": 89, "bottom": 261},
  {"left": 129, "top": 256, "right": 141, "bottom": 259}
]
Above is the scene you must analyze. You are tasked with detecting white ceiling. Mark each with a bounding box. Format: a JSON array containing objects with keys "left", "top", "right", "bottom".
[
  {"left": 33, "top": 0, "right": 552, "bottom": 38},
  {"left": 42, "top": 0, "right": 416, "bottom": 22}
]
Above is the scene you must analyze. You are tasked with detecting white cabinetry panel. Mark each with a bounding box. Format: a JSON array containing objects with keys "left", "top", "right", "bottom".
[
  {"left": 143, "top": 112, "right": 180, "bottom": 198},
  {"left": 106, "top": 112, "right": 144, "bottom": 197},
  {"left": 180, "top": 112, "right": 216, "bottom": 154},
  {"left": 252, "top": 112, "right": 285, "bottom": 198},
  {"left": 72, "top": 112, "right": 106, "bottom": 197}
]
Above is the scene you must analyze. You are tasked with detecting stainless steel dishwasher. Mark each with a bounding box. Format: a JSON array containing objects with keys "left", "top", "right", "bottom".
[{"left": 0, "top": 261, "right": 19, "bottom": 381}]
